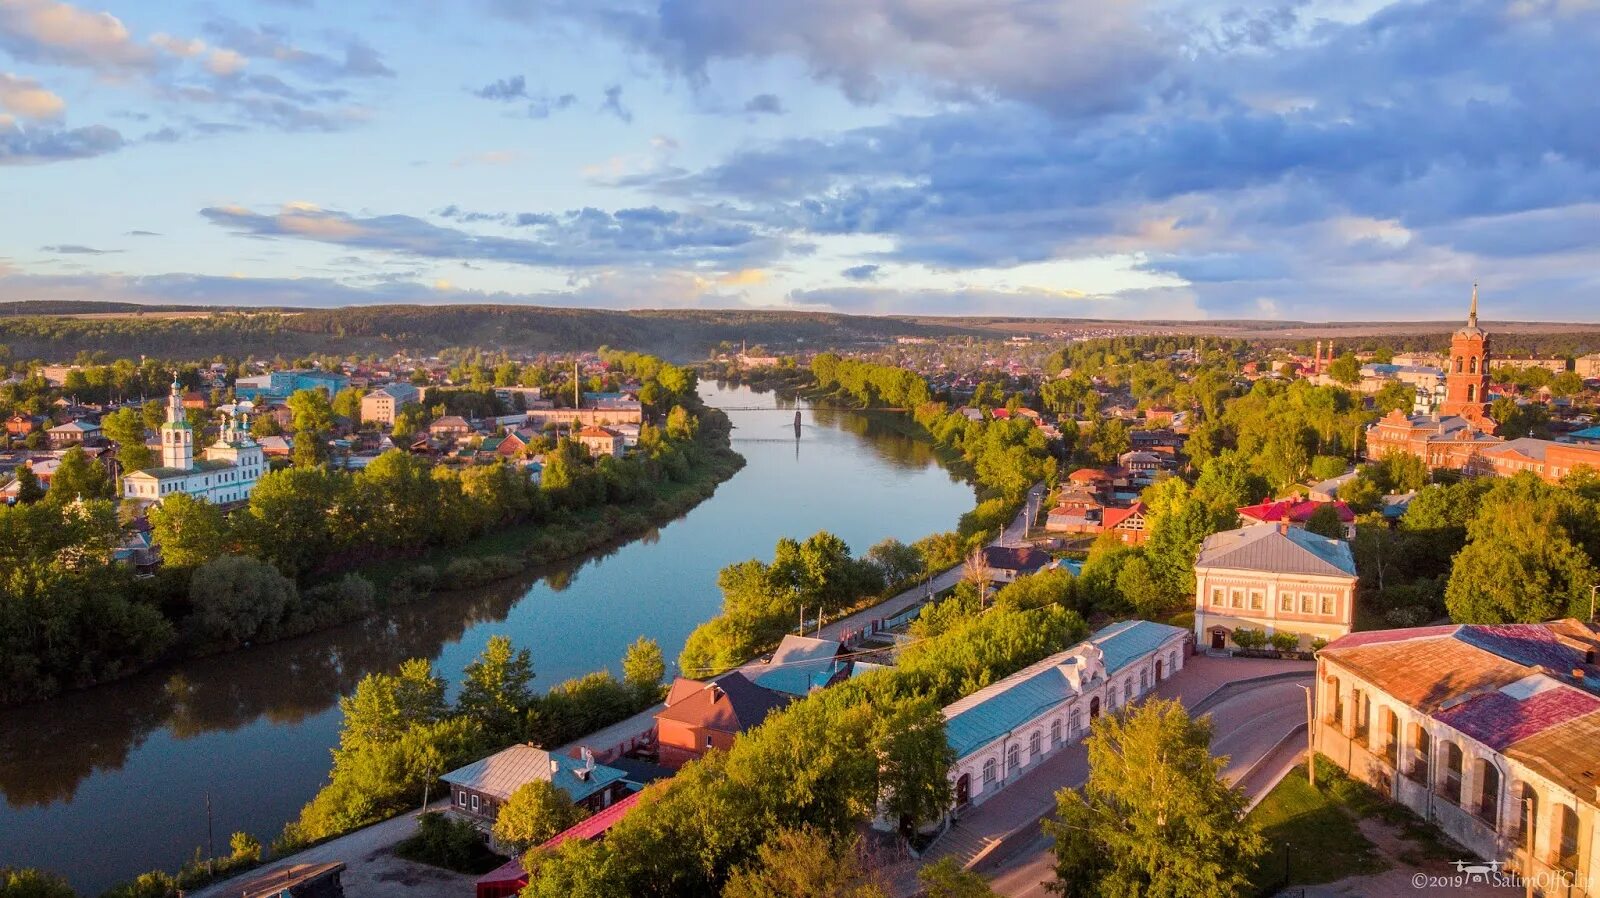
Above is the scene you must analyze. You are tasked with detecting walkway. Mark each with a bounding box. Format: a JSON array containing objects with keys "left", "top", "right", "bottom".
[{"left": 899, "top": 655, "right": 1314, "bottom": 897}]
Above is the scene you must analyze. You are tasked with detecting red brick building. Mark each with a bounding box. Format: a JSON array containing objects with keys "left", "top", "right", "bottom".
[{"left": 654, "top": 673, "right": 792, "bottom": 769}]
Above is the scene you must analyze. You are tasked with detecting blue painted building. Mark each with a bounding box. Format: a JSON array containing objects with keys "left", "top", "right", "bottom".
[{"left": 234, "top": 369, "right": 350, "bottom": 401}]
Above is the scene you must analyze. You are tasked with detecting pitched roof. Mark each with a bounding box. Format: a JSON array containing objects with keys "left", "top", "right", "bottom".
[
  {"left": 1237, "top": 498, "right": 1355, "bottom": 525},
  {"left": 655, "top": 672, "right": 793, "bottom": 734},
  {"left": 538, "top": 789, "right": 643, "bottom": 851},
  {"left": 1102, "top": 501, "right": 1147, "bottom": 530},
  {"left": 980, "top": 545, "right": 1053, "bottom": 573},
  {"left": 577, "top": 425, "right": 620, "bottom": 438},
  {"left": 754, "top": 635, "right": 845, "bottom": 696},
  {"left": 1195, "top": 523, "right": 1356, "bottom": 578},
  {"left": 440, "top": 744, "right": 626, "bottom": 804},
  {"left": 1092, "top": 619, "right": 1188, "bottom": 675}
]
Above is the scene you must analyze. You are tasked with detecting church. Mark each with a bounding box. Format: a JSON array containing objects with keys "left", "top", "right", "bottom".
[
  {"left": 122, "top": 377, "right": 266, "bottom": 506},
  {"left": 1365, "top": 287, "right": 1600, "bottom": 481}
]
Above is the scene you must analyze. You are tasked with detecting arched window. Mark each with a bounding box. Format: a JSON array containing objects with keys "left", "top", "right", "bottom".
[
  {"left": 1455, "top": 356, "right": 1464, "bottom": 373},
  {"left": 1557, "top": 805, "right": 1580, "bottom": 871},
  {"left": 1441, "top": 743, "right": 1463, "bottom": 804},
  {"left": 1410, "top": 725, "right": 1430, "bottom": 782},
  {"left": 1382, "top": 708, "right": 1399, "bottom": 763},
  {"left": 1467, "top": 384, "right": 1477, "bottom": 402},
  {"left": 955, "top": 774, "right": 971, "bottom": 807},
  {"left": 1029, "top": 730, "right": 1042, "bottom": 759},
  {"left": 1123, "top": 680, "right": 1132, "bottom": 705},
  {"left": 1090, "top": 696, "right": 1101, "bottom": 720},
  {"left": 1327, "top": 676, "right": 1343, "bottom": 724},
  {"left": 1155, "top": 659, "right": 1164, "bottom": 681},
  {"left": 1050, "top": 718, "right": 1062, "bottom": 747},
  {"left": 1006, "top": 743, "right": 1021, "bottom": 775},
  {"left": 1069, "top": 709, "right": 1082, "bottom": 738},
  {"left": 1518, "top": 783, "right": 1538, "bottom": 851},
  {"left": 1469, "top": 356, "right": 1478, "bottom": 374},
  {"left": 1477, "top": 759, "right": 1499, "bottom": 825},
  {"left": 982, "top": 758, "right": 997, "bottom": 786},
  {"left": 1139, "top": 669, "right": 1149, "bottom": 692}
]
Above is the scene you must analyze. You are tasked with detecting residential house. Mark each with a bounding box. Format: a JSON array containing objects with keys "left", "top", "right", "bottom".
[
  {"left": 978, "top": 545, "right": 1055, "bottom": 584},
  {"left": 359, "top": 383, "right": 421, "bottom": 426},
  {"left": 940, "top": 620, "right": 1188, "bottom": 814},
  {"left": 1237, "top": 498, "right": 1356, "bottom": 539},
  {"left": 6, "top": 414, "right": 43, "bottom": 439},
  {"left": 441, "top": 743, "right": 629, "bottom": 839},
  {"left": 1193, "top": 522, "right": 1358, "bottom": 651},
  {"left": 46, "top": 419, "right": 100, "bottom": 448},
  {"left": 258, "top": 435, "right": 292, "bottom": 458},
  {"left": 753, "top": 635, "right": 848, "bottom": 697},
  {"left": 1101, "top": 501, "right": 1150, "bottom": 545},
  {"left": 1117, "top": 449, "right": 1169, "bottom": 481},
  {"left": 577, "top": 425, "right": 625, "bottom": 459},
  {"left": 1315, "top": 621, "right": 1600, "bottom": 894},
  {"left": 1577, "top": 353, "right": 1600, "bottom": 380},
  {"left": 1045, "top": 488, "right": 1106, "bottom": 534},
  {"left": 428, "top": 415, "right": 472, "bottom": 443},
  {"left": 654, "top": 672, "right": 793, "bottom": 769},
  {"left": 181, "top": 392, "right": 208, "bottom": 411}
]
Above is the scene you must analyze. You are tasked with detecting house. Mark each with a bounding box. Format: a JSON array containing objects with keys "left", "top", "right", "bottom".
[
  {"left": 753, "top": 635, "right": 848, "bottom": 697},
  {"left": 1065, "top": 467, "right": 1114, "bottom": 498},
  {"left": 654, "top": 672, "right": 793, "bottom": 768},
  {"left": 46, "top": 418, "right": 100, "bottom": 448},
  {"left": 441, "top": 743, "right": 629, "bottom": 835},
  {"left": 1045, "top": 488, "right": 1106, "bottom": 534},
  {"left": 1308, "top": 471, "right": 1358, "bottom": 502},
  {"left": 1315, "top": 621, "right": 1600, "bottom": 894},
  {"left": 428, "top": 415, "right": 472, "bottom": 442},
  {"left": 1101, "top": 501, "right": 1150, "bottom": 545},
  {"left": 122, "top": 382, "right": 264, "bottom": 507},
  {"left": 1474, "top": 438, "right": 1600, "bottom": 483},
  {"left": 495, "top": 428, "right": 533, "bottom": 458},
  {"left": 939, "top": 620, "right": 1188, "bottom": 814},
  {"left": 258, "top": 435, "right": 293, "bottom": 458},
  {"left": 1117, "top": 450, "right": 1169, "bottom": 480},
  {"left": 181, "top": 392, "right": 208, "bottom": 411},
  {"left": 359, "top": 383, "right": 421, "bottom": 426},
  {"left": 476, "top": 791, "right": 646, "bottom": 898},
  {"left": 576, "top": 425, "right": 625, "bottom": 459},
  {"left": 5, "top": 414, "right": 43, "bottom": 438},
  {"left": 233, "top": 369, "right": 350, "bottom": 402},
  {"left": 1129, "top": 428, "right": 1185, "bottom": 455},
  {"left": 978, "top": 545, "right": 1054, "bottom": 583},
  {"left": 1236, "top": 498, "right": 1356, "bottom": 539},
  {"left": 224, "top": 862, "right": 345, "bottom": 898},
  {"left": 1192, "top": 522, "right": 1358, "bottom": 652}
]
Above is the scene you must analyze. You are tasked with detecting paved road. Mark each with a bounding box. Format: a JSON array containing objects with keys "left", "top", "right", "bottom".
[{"left": 976, "top": 670, "right": 1313, "bottom": 898}]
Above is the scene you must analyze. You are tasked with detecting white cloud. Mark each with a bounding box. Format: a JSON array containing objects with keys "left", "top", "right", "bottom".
[
  {"left": 0, "top": 0, "right": 157, "bottom": 71},
  {"left": 0, "top": 72, "right": 63, "bottom": 119}
]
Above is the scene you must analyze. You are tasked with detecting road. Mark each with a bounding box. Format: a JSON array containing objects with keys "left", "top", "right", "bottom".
[{"left": 978, "top": 674, "right": 1313, "bottom": 897}]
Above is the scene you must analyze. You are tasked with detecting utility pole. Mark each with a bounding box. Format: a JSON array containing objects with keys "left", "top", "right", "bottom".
[
  {"left": 205, "top": 790, "right": 215, "bottom": 870},
  {"left": 1300, "top": 684, "right": 1316, "bottom": 788},
  {"left": 1590, "top": 584, "right": 1598, "bottom": 623},
  {"left": 1524, "top": 794, "right": 1535, "bottom": 898}
]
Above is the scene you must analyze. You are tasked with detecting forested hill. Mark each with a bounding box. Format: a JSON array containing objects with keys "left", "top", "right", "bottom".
[{"left": 0, "top": 304, "right": 983, "bottom": 362}]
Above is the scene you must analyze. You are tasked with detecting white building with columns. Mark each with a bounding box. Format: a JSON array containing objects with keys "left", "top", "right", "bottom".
[
  {"left": 1316, "top": 621, "right": 1600, "bottom": 896},
  {"left": 940, "top": 620, "right": 1188, "bottom": 814},
  {"left": 123, "top": 378, "right": 265, "bottom": 507}
]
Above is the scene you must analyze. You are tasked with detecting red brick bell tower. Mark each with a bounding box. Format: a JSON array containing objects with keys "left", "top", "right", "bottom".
[{"left": 1440, "top": 284, "right": 1491, "bottom": 425}]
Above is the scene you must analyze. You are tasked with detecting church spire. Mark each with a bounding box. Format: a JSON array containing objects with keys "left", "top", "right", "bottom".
[{"left": 1468, "top": 282, "right": 1478, "bottom": 328}]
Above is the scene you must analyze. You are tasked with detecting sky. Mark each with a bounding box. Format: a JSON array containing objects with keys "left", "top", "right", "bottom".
[{"left": 1, "top": 0, "right": 1598, "bottom": 321}]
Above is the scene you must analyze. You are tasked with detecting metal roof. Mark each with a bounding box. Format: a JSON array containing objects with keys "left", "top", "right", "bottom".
[
  {"left": 1195, "top": 523, "right": 1356, "bottom": 578},
  {"left": 441, "top": 744, "right": 626, "bottom": 804},
  {"left": 754, "top": 635, "right": 845, "bottom": 696}
]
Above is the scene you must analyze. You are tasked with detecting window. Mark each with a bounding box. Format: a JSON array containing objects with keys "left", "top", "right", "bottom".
[
  {"left": 1469, "top": 356, "right": 1478, "bottom": 374},
  {"left": 1441, "top": 743, "right": 1463, "bottom": 804},
  {"left": 1139, "top": 670, "right": 1148, "bottom": 692},
  {"left": 1557, "top": 805, "right": 1580, "bottom": 871},
  {"left": 1280, "top": 593, "right": 1293, "bottom": 612},
  {"left": 1467, "top": 384, "right": 1477, "bottom": 402},
  {"left": 1122, "top": 680, "right": 1132, "bottom": 704},
  {"left": 1069, "top": 709, "right": 1082, "bottom": 738},
  {"left": 982, "top": 758, "right": 997, "bottom": 785},
  {"left": 456, "top": 790, "right": 467, "bottom": 807},
  {"left": 1249, "top": 591, "right": 1263, "bottom": 610},
  {"left": 1518, "top": 784, "right": 1538, "bottom": 850},
  {"left": 470, "top": 794, "right": 479, "bottom": 811},
  {"left": 1300, "top": 594, "right": 1313, "bottom": 613},
  {"left": 1007, "top": 743, "right": 1021, "bottom": 775},
  {"left": 1410, "top": 725, "right": 1430, "bottom": 781},
  {"left": 705, "top": 735, "right": 714, "bottom": 749},
  {"left": 1477, "top": 760, "right": 1500, "bottom": 825},
  {"left": 1051, "top": 719, "right": 1062, "bottom": 747},
  {"left": 1029, "top": 730, "right": 1042, "bottom": 759},
  {"left": 1211, "top": 588, "right": 1224, "bottom": 607},
  {"left": 1455, "top": 356, "right": 1463, "bottom": 373},
  {"left": 1320, "top": 595, "right": 1334, "bottom": 615},
  {"left": 1230, "top": 589, "right": 1242, "bottom": 608}
]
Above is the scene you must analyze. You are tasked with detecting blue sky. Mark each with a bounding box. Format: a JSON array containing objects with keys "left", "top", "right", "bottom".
[{"left": 2, "top": 0, "right": 1597, "bottom": 320}]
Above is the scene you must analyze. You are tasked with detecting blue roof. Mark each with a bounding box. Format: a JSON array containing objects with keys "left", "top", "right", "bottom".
[
  {"left": 755, "top": 665, "right": 842, "bottom": 696},
  {"left": 1568, "top": 426, "right": 1600, "bottom": 440},
  {"left": 942, "top": 620, "right": 1185, "bottom": 758},
  {"left": 1058, "top": 559, "right": 1085, "bottom": 576}
]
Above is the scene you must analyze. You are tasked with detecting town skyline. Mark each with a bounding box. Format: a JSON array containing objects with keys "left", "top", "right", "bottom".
[{"left": 5, "top": 0, "right": 1600, "bottom": 321}]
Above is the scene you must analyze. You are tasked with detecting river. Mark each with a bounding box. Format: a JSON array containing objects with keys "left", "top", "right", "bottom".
[{"left": 0, "top": 383, "right": 976, "bottom": 895}]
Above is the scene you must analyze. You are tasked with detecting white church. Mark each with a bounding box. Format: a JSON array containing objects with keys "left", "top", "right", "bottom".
[{"left": 123, "top": 377, "right": 265, "bottom": 506}]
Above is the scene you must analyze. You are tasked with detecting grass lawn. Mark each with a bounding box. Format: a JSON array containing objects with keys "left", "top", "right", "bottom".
[{"left": 1247, "top": 764, "right": 1387, "bottom": 894}]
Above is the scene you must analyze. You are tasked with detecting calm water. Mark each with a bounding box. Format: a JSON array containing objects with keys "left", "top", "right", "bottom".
[{"left": 0, "top": 384, "right": 974, "bottom": 894}]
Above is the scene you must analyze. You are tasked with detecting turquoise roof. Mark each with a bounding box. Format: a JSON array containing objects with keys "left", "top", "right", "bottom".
[
  {"left": 755, "top": 664, "right": 843, "bottom": 697},
  {"left": 942, "top": 620, "right": 1186, "bottom": 759}
]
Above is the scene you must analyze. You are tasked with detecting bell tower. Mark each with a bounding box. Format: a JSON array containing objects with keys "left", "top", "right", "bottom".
[
  {"left": 1440, "top": 284, "right": 1491, "bottom": 424},
  {"left": 160, "top": 374, "right": 195, "bottom": 470}
]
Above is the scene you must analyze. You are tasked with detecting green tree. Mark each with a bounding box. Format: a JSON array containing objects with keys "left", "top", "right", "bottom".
[
  {"left": 721, "top": 827, "right": 887, "bottom": 898},
  {"left": 1327, "top": 352, "right": 1362, "bottom": 385},
  {"left": 331, "top": 386, "right": 366, "bottom": 421},
  {"left": 918, "top": 858, "right": 996, "bottom": 898},
  {"left": 493, "top": 779, "right": 587, "bottom": 852},
  {"left": 0, "top": 867, "right": 77, "bottom": 898},
  {"left": 101, "top": 870, "right": 179, "bottom": 898},
  {"left": 149, "top": 492, "right": 229, "bottom": 568},
  {"left": 12, "top": 465, "right": 44, "bottom": 504},
  {"left": 1309, "top": 455, "right": 1348, "bottom": 482},
  {"left": 1304, "top": 504, "right": 1347, "bottom": 540},
  {"left": 621, "top": 636, "right": 665, "bottom": 702},
  {"left": 287, "top": 388, "right": 335, "bottom": 466},
  {"left": 458, "top": 635, "right": 535, "bottom": 741},
  {"left": 187, "top": 555, "right": 297, "bottom": 648},
  {"left": 238, "top": 466, "right": 346, "bottom": 577},
  {"left": 1115, "top": 553, "right": 1167, "bottom": 618},
  {"left": 339, "top": 659, "right": 449, "bottom": 753},
  {"left": 102, "top": 406, "right": 153, "bottom": 473},
  {"left": 866, "top": 537, "right": 924, "bottom": 588},
  {"left": 1044, "top": 699, "right": 1263, "bottom": 898},
  {"left": 1445, "top": 485, "right": 1598, "bottom": 624},
  {"left": 47, "top": 446, "right": 112, "bottom": 502},
  {"left": 1371, "top": 380, "right": 1415, "bottom": 416},
  {"left": 874, "top": 696, "right": 955, "bottom": 835}
]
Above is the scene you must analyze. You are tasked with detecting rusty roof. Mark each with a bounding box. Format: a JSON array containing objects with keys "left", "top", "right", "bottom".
[{"left": 1504, "top": 712, "right": 1600, "bottom": 797}]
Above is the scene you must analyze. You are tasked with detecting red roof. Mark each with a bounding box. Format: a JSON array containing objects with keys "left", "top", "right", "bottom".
[
  {"left": 577, "top": 425, "right": 618, "bottom": 438},
  {"left": 1434, "top": 683, "right": 1600, "bottom": 752},
  {"left": 1237, "top": 498, "right": 1354, "bottom": 525},
  {"left": 1067, "top": 468, "right": 1112, "bottom": 483},
  {"left": 539, "top": 790, "right": 643, "bottom": 851},
  {"left": 476, "top": 857, "right": 528, "bottom": 898},
  {"left": 1102, "top": 501, "right": 1146, "bottom": 530}
]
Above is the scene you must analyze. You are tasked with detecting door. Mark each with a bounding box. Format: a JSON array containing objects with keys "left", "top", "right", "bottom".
[
  {"left": 1155, "top": 659, "right": 1164, "bottom": 681},
  {"left": 1211, "top": 629, "right": 1226, "bottom": 650},
  {"left": 955, "top": 774, "right": 970, "bottom": 808}
]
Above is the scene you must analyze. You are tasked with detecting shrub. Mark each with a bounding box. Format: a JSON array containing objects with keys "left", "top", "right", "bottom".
[
  {"left": 1268, "top": 631, "right": 1300, "bottom": 653},
  {"left": 1230, "top": 627, "right": 1266, "bottom": 650},
  {"left": 396, "top": 812, "right": 506, "bottom": 874}
]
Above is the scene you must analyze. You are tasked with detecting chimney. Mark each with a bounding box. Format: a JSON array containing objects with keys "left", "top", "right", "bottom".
[
  {"left": 1573, "top": 667, "right": 1586, "bottom": 681},
  {"left": 550, "top": 757, "right": 560, "bottom": 774},
  {"left": 1278, "top": 520, "right": 1290, "bottom": 535},
  {"left": 710, "top": 682, "right": 724, "bottom": 702}
]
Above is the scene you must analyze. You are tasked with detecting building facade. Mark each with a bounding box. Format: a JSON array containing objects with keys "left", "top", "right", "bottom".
[
  {"left": 1441, "top": 285, "right": 1492, "bottom": 422},
  {"left": 654, "top": 673, "right": 793, "bottom": 769},
  {"left": 940, "top": 621, "right": 1188, "bottom": 814},
  {"left": 1193, "top": 522, "right": 1358, "bottom": 651},
  {"left": 359, "top": 383, "right": 420, "bottom": 426},
  {"left": 576, "top": 426, "right": 625, "bottom": 459},
  {"left": 122, "top": 379, "right": 264, "bottom": 506},
  {"left": 441, "top": 744, "right": 628, "bottom": 847},
  {"left": 1316, "top": 622, "right": 1600, "bottom": 896}
]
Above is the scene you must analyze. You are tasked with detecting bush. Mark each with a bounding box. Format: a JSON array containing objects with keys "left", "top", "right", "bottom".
[
  {"left": 1230, "top": 627, "right": 1266, "bottom": 650},
  {"left": 101, "top": 870, "right": 179, "bottom": 898},
  {"left": 0, "top": 868, "right": 76, "bottom": 898},
  {"left": 395, "top": 812, "right": 506, "bottom": 874},
  {"left": 1268, "top": 632, "right": 1300, "bottom": 653}
]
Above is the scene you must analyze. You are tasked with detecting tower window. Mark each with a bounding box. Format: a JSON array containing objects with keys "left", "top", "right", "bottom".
[
  {"left": 1468, "top": 357, "right": 1477, "bottom": 374},
  {"left": 1454, "top": 356, "right": 1463, "bottom": 373},
  {"left": 1467, "top": 384, "right": 1476, "bottom": 402}
]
